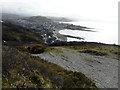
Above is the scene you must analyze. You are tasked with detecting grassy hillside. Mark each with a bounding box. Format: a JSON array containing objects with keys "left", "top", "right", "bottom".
[
  {"left": 2, "top": 45, "right": 98, "bottom": 89},
  {"left": 62, "top": 45, "right": 119, "bottom": 60},
  {"left": 49, "top": 41, "right": 119, "bottom": 59},
  {"left": 2, "top": 22, "right": 43, "bottom": 46}
]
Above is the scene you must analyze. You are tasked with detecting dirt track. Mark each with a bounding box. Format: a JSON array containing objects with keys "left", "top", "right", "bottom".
[{"left": 33, "top": 47, "right": 118, "bottom": 88}]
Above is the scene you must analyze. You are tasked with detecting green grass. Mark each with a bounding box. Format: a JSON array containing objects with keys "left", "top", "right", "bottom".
[
  {"left": 44, "top": 47, "right": 64, "bottom": 54},
  {"left": 62, "top": 44, "right": 119, "bottom": 59},
  {"left": 77, "top": 49, "right": 107, "bottom": 56}
]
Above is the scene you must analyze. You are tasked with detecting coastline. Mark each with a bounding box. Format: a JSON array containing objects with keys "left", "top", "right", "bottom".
[{"left": 59, "top": 21, "right": 118, "bottom": 45}]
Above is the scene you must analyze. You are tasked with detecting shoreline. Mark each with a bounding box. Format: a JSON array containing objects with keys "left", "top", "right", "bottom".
[
  {"left": 54, "top": 29, "right": 119, "bottom": 46},
  {"left": 49, "top": 40, "right": 119, "bottom": 47},
  {"left": 59, "top": 20, "right": 118, "bottom": 45}
]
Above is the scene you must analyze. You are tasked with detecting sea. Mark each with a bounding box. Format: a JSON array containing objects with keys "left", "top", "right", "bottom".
[{"left": 59, "top": 18, "right": 118, "bottom": 45}]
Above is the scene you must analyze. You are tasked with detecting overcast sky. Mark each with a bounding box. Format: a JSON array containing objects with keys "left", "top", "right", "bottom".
[{"left": 0, "top": 0, "right": 119, "bottom": 21}]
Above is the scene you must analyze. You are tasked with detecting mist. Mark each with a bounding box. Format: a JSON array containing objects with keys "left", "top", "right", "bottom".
[{"left": 0, "top": 0, "right": 119, "bottom": 22}]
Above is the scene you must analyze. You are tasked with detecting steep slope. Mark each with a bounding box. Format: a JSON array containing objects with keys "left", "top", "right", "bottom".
[{"left": 2, "top": 22, "right": 43, "bottom": 46}]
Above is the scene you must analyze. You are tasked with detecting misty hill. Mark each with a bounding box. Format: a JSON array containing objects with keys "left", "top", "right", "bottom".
[
  {"left": 2, "top": 13, "right": 24, "bottom": 22},
  {"left": 47, "top": 16, "right": 73, "bottom": 22}
]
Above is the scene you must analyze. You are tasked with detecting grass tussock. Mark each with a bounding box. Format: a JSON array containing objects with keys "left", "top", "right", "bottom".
[
  {"left": 28, "top": 44, "right": 46, "bottom": 54},
  {"left": 44, "top": 47, "right": 63, "bottom": 53},
  {"left": 78, "top": 49, "right": 107, "bottom": 56},
  {"left": 16, "top": 44, "right": 46, "bottom": 54}
]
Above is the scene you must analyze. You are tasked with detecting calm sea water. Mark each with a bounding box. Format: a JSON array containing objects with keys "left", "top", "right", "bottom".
[{"left": 59, "top": 20, "right": 118, "bottom": 45}]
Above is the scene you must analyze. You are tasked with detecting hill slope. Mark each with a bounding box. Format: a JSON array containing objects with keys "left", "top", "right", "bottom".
[
  {"left": 2, "top": 46, "right": 98, "bottom": 89},
  {"left": 33, "top": 47, "right": 119, "bottom": 88},
  {"left": 2, "top": 22, "right": 43, "bottom": 46}
]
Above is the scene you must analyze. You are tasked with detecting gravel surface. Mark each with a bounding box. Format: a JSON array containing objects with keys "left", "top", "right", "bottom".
[{"left": 33, "top": 47, "right": 119, "bottom": 88}]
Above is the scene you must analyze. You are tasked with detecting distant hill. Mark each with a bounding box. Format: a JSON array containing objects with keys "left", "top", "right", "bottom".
[
  {"left": 47, "top": 16, "right": 73, "bottom": 22},
  {"left": 2, "top": 13, "right": 24, "bottom": 21}
]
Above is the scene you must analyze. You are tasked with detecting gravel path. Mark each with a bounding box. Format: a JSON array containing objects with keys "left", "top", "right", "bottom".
[{"left": 33, "top": 47, "right": 119, "bottom": 88}]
